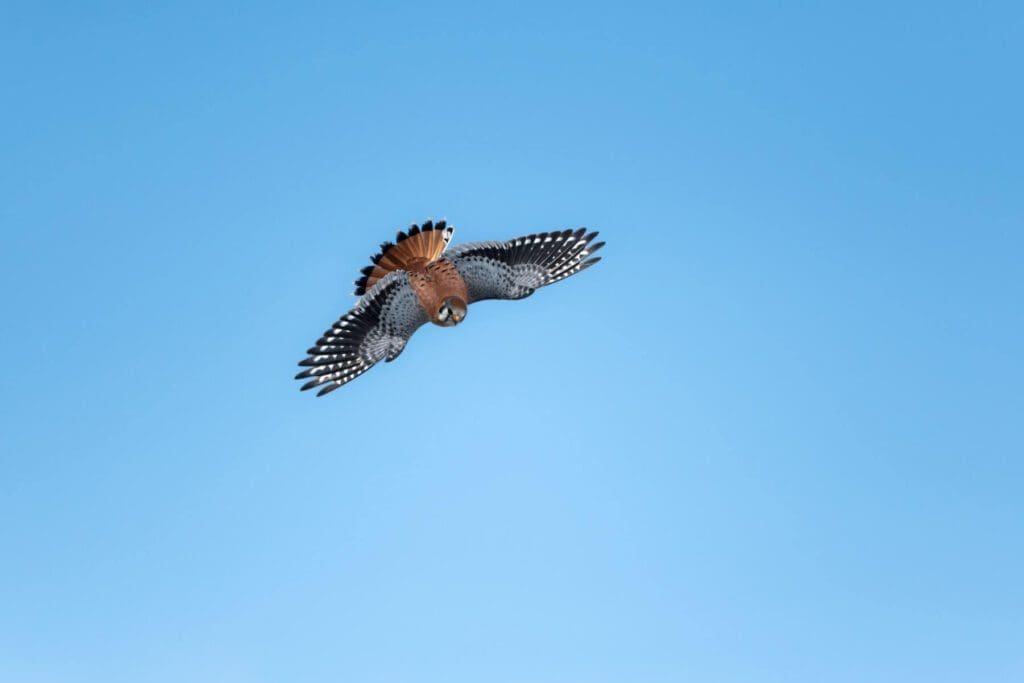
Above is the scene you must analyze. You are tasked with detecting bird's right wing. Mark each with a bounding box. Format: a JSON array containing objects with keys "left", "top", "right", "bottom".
[
  {"left": 445, "top": 228, "right": 603, "bottom": 302},
  {"left": 295, "top": 271, "right": 429, "bottom": 396}
]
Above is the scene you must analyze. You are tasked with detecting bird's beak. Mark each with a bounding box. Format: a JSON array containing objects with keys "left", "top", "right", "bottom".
[{"left": 452, "top": 312, "right": 464, "bottom": 323}]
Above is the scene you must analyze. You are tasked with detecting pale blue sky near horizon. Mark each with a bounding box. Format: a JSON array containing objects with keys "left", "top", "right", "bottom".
[{"left": 1, "top": 2, "right": 1022, "bottom": 682}]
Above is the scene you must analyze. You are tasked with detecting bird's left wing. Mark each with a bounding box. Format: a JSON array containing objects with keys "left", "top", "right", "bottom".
[
  {"left": 295, "top": 271, "right": 429, "bottom": 396},
  {"left": 445, "top": 228, "right": 603, "bottom": 302}
]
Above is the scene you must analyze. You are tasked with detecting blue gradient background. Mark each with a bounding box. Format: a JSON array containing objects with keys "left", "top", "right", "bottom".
[{"left": 2, "top": 3, "right": 1022, "bottom": 682}]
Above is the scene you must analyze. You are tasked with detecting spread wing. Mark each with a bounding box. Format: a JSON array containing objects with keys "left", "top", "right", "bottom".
[
  {"left": 295, "top": 271, "right": 429, "bottom": 396},
  {"left": 445, "top": 228, "right": 603, "bottom": 302}
]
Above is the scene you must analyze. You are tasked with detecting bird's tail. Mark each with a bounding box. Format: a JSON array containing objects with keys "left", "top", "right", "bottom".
[{"left": 353, "top": 220, "right": 453, "bottom": 296}]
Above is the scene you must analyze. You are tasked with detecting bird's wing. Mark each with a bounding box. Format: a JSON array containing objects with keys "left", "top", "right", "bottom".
[
  {"left": 296, "top": 271, "right": 429, "bottom": 396},
  {"left": 445, "top": 228, "right": 603, "bottom": 302}
]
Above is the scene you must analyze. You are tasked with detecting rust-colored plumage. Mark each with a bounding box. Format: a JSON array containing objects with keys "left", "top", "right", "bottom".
[
  {"left": 354, "top": 220, "right": 466, "bottom": 326},
  {"left": 355, "top": 220, "right": 453, "bottom": 295},
  {"left": 409, "top": 258, "right": 469, "bottom": 325}
]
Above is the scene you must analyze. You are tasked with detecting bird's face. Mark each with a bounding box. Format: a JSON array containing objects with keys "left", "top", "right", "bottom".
[{"left": 435, "top": 296, "right": 467, "bottom": 327}]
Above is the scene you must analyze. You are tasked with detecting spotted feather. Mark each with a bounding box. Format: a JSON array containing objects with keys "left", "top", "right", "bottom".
[
  {"left": 445, "top": 228, "right": 603, "bottom": 302},
  {"left": 296, "top": 271, "right": 429, "bottom": 395}
]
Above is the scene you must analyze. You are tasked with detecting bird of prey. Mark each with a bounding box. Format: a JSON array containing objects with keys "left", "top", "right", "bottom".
[{"left": 295, "top": 219, "right": 604, "bottom": 395}]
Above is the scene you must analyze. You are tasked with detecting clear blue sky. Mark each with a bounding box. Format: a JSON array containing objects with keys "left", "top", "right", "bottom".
[{"left": 1, "top": 2, "right": 1022, "bottom": 681}]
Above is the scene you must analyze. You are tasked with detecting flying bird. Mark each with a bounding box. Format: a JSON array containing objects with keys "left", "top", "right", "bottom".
[{"left": 295, "top": 219, "right": 604, "bottom": 395}]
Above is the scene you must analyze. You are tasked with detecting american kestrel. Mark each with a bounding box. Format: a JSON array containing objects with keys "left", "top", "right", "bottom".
[{"left": 295, "top": 220, "right": 604, "bottom": 395}]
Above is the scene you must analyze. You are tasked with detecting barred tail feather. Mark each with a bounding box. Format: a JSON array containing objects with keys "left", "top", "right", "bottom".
[{"left": 353, "top": 219, "right": 454, "bottom": 295}]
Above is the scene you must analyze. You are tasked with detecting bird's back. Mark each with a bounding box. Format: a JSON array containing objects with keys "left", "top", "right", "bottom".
[{"left": 410, "top": 258, "right": 469, "bottom": 316}]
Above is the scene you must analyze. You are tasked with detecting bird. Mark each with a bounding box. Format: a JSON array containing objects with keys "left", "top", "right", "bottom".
[{"left": 295, "top": 219, "right": 604, "bottom": 396}]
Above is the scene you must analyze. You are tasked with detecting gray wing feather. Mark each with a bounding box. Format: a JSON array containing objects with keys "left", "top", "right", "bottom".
[
  {"left": 295, "top": 271, "right": 428, "bottom": 396},
  {"left": 446, "top": 228, "right": 603, "bottom": 302}
]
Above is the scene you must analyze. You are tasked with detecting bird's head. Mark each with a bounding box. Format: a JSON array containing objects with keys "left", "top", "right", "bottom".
[{"left": 435, "top": 296, "right": 467, "bottom": 327}]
